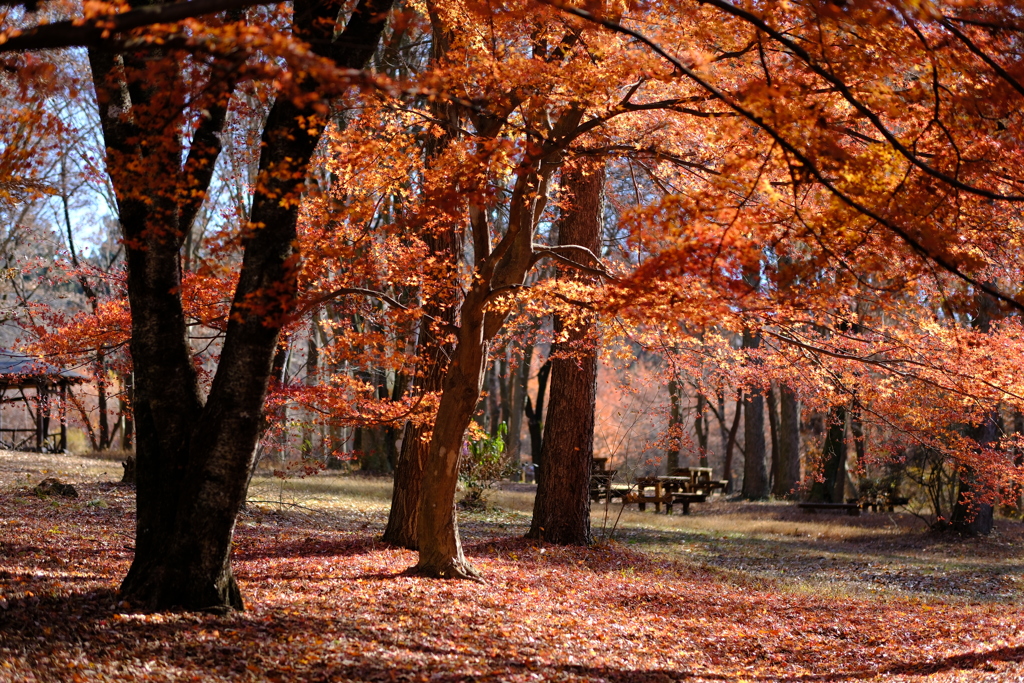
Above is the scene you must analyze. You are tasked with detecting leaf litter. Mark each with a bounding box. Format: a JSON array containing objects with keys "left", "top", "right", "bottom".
[{"left": 1, "top": 481, "right": 1023, "bottom": 682}]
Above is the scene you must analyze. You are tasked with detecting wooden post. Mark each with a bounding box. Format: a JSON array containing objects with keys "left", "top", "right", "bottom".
[
  {"left": 654, "top": 481, "right": 663, "bottom": 514},
  {"left": 59, "top": 382, "right": 67, "bottom": 452},
  {"left": 35, "top": 383, "right": 43, "bottom": 452}
]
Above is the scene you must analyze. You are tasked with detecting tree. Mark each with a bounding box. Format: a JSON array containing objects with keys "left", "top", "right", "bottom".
[
  {"left": 528, "top": 160, "right": 604, "bottom": 546},
  {"left": 772, "top": 385, "right": 800, "bottom": 498},
  {"left": 39, "top": 0, "right": 396, "bottom": 611},
  {"left": 741, "top": 328, "right": 768, "bottom": 499}
]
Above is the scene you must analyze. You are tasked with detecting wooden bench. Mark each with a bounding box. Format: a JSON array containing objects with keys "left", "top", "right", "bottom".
[
  {"left": 798, "top": 502, "right": 861, "bottom": 516},
  {"left": 623, "top": 492, "right": 673, "bottom": 512},
  {"left": 668, "top": 492, "right": 706, "bottom": 515},
  {"left": 850, "top": 496, "right": 910, "bottom": 512}
]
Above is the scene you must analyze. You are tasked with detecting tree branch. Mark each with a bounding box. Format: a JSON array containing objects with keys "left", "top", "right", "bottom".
[
  {"left": 0, "top": 0, "right": 276, "bottom": 53},
  {"left": 539, "top": 0, "right": 1024, "bottom": 314},
  {"left": 531, "top": 244, "right": 617, "bottom": 281}
]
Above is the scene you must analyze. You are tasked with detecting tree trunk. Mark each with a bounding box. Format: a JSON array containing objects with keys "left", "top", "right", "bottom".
[
  {"left": 722, "top": 390, "right": 742, "bottom": 493},
  {"left": 772, "top": 384, "right": 800, "bottom": 498},
  {"left": 527, "top": 161, "right": 603, "bottom": 546},
  {"left": 952, "top": 293, "right": 998, "bottom": 536},
  {"left": 96, "top": 348, "right": 111, "bottom": 450},
  {"left": 524, "top": 359, "right": 551, "bottom": 470},
  {"left": 504, "top": 342, "right": 531, "bottom": 467},
  {"left": 415, "top": 296, "right": 490, "bottom": 578},
  {"left": 741, "top": 329, "right": 769, "bottom": 500},
  {"left": 809, "top": 405, "right": 846, "bottom": 503},
  {"left": 102, "top": 0, "right": 395, "bottom": 612},
  {"left": 951, "top": 412, "right": 997, "bottom": 536},
  {"left": 666, "top": 377, "right": 683, "bottom": 472},
  {"left": 416, "top": 149, "right": 561, "bottom": 576},
  {"left": 695, "top": 392, "right": 709, "bottom": 468},
  {"left": 382, "top": 164, "right": 465, "bottom": 546},
  {"left": 766, "top": 383, "right": 779, "bottom": 492}
]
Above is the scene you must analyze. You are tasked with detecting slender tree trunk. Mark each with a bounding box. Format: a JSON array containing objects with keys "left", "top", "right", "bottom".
[
  {"left": 524, "top": 359, "right": 551, "bottom": 470},
  {"left": 741, "top": 329, "right": 769, "bottom": 499},
  {"left": 809, "top": 405, "right": 846, "bottom": 503},
  {"left": 952, "top": 292, "right": 998, "bottom": 535},
  {"left": 766, "top": 383, "right": 779, "bottom": 492},
  {"left": 302, "top": 322, "right": 319, "bottom": 460},
  {"left": 382, "top": 14, "right": 463, "bottom": 546},
  {"left": 695, "top": 392, "right": 709, "bottom": 468},
  {"left": 96, "top": 349, "right": 111, "bottom": 450},
  {"left": 417, "top": 150, "right": 563, "bottom": 576},
  {"left": 666, "top": 377, "right": 683, "bottom": 472},
  {"left": 772, "top": 384, "right": 800, "bottom": 498},
  {"left": 527, "top": 161, "right": 603, "bottom": 546},
  {"left": 504, "top": 342, "right": 530, "bottom": 467},
  {"left": 722, "top": 390, "right": 742, "bottom": 493},
  {"left": 415, "top": 294, "right": 490, "bottom": 578},
  {"left": 381, "top": 157, "right": 465, "bottom": 546}
]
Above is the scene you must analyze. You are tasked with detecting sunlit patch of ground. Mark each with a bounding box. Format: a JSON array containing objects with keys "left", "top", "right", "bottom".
[{"left": 2, "top": 453, "right": 1024, "bottom": 682}]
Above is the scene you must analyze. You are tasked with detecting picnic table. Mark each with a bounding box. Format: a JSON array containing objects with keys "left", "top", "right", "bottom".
[
  {"left": 629, "top": 469, "right": 729, "bottom": 515},
  {"left": 590, "top": 458, "right": 631, "bottom": 502}
]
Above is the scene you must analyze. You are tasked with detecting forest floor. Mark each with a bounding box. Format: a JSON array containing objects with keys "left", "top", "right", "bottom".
[{"left": 2, "top": 451, "right": 1023, "bottom": 682}]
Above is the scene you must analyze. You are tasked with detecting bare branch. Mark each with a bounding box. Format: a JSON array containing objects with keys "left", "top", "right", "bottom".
[{"left": 531, "top": 244, "right": 617, "bottom": 281}]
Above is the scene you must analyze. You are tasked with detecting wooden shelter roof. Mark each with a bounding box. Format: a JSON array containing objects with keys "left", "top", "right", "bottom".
[{"left": 0, "top": 351, "right": 88, "bottom": 388}]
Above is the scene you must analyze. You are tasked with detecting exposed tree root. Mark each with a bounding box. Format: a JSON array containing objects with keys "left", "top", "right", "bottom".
[{"left": 407, "top": 559, "right": 486, "bottom": 584}]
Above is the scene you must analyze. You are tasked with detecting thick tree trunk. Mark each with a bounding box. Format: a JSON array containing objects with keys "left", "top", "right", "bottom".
[
  {"left": 809, "top": 405, "right": 846, "bottom": 503},
  {"left": 951, "top": 420, "right": 996, "bottom": 536},
  {"left": 741, "top": 329, "right": 769, "bottom": 499},
  {"left": 101, "top": 0, "right": 395, "bottom": 612},
  {"left": 772, "top": 384, "right": 800, "bottom": 498},
  {"left": 527, "top": 161, "right": 603, "bottom": 546},
  {"left": 119, "top": 90, "right": 322, "bottom": 611}
]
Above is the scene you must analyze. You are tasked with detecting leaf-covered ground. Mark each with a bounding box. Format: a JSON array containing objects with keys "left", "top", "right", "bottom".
[{"left": 2, "top": 457, "right": 1024, "bottom": 682}]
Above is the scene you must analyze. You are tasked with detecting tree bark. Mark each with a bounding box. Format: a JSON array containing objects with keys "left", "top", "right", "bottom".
[
  {"left": 524, "top": 359, "right": 551, "bottom": 470},
  {"left": 741, "top": 329, "right": 769, "bottom": 499},
  {"left": 527, "top": 161, "right": 603, "bottom": 546},
  {"left": 952, "top": 293, "right": 999, "bottom": 535},
  {"left": 772, "top": 384, "right": 800, "bottom": 498},
  {"left": 504, "top": 341, "right": 531, "bottom": 467},
  {"left": 766, "top": 384, "right": 779, "bottom": 491},
  {"left": 694, "top": 391, "right": 709, "bottom": 468},
  {"left": 722, "top": 390, "right": 742, "bottom": 493},
  {"left": 951, "top": 412, "right": 997, "bottom": 536},
  {"left": 666, "top": 377, "right": 683, "bottom": 472},
  {"left": 100, "top": 0, "right": 395, "bottom": 612},
  {"left": 809, "top": 405, "right": 846, "bottom": 503},
  {"left": 381, "top": 37, "right": 465, "bottom": 547},
  {"left": 416, "top": 156, "right": 561, "bottom": 576}
]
